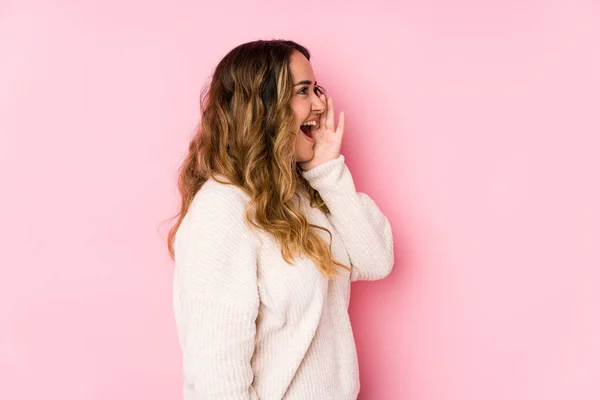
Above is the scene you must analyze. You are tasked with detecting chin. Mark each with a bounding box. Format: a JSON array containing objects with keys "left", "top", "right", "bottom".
[{"left": 296, "top": 151, "right": 314, "bottom": 163}]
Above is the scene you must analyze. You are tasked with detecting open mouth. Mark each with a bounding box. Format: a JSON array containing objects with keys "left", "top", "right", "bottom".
[
  {"left": 300, "top": 125, "right": 315, "bottom": 143},
  {"left": 300, "top": 125, "right": 313, "bottom": 138}
]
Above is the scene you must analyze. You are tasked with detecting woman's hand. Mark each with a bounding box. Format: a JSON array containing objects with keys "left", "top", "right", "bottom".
[{"left": 298, "top": 93, "right": 345, "bottom": 171}]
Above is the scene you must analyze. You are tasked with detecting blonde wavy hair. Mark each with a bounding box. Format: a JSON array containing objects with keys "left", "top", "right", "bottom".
[{"left": 166, "top": 39, "right": 350, "bottom": 279}]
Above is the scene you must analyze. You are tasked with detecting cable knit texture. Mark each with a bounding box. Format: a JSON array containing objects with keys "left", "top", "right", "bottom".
[{"left": 172, "top": 154, "right": 394, "bottom": 399}]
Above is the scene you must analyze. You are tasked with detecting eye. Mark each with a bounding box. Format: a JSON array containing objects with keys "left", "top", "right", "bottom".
[{"left": 299, "top": 85, "right": 325, "bottom": 96}]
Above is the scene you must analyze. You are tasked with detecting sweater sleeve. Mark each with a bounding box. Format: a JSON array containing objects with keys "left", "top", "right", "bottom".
[
  {"left": 173, "top": 187, "right": 260, "bottom": 400},
  {"left": 301, "top": 154, "right": 394, "bottom": 282}
]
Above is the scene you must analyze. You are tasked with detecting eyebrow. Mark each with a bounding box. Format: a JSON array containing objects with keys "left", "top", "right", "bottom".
[{"left": 293, "top": 80, "right": 317, "bottom": 87}]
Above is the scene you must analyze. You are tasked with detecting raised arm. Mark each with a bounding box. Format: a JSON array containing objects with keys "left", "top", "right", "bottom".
[
  {"left": 173, "top": 186, "right": 260, "bottom": 399},
  {"left": 301, "top": 154, "right": 394, "bottom": 282}
]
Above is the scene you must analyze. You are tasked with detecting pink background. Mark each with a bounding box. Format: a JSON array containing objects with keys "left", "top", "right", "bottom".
[{"left": 2, "top": 0, "right": 599, "bottom": 399}]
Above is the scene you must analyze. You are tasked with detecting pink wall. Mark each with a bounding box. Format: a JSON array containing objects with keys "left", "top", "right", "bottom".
[{"left": 1, "top": 0, "right": 599, "bottom": 399}]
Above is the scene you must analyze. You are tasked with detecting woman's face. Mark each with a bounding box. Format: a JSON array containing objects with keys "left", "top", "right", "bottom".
[{"left": 289, "top": 50, "right": 326, "bottom": 163}]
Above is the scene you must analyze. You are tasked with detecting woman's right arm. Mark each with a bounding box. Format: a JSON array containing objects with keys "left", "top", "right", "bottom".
[{"left": 173, "top": 188, "right": 260, "bottom": 399}]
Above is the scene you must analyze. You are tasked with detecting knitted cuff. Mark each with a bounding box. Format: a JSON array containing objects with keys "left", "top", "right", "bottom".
[{"left": 300, "top": 154, "right": 356, "bottom": 195}]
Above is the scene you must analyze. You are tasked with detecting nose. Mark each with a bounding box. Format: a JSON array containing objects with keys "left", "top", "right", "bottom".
[{"left": 311, "top": 91, "right": 326, "bottom": 114}]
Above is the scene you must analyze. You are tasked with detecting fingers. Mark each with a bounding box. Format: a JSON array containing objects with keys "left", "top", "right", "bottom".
[
  {"left": 319, "top": 93, "right": 326, "bottom": 129},
  {"left": 326, "top": 96, "right": 334, "bottom": 131},
  {"left": 319, "top": 93, "right": 343, "bottom": 135}
]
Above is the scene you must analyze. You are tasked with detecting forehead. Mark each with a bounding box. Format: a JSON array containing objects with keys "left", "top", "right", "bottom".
[{"left": 289, "top": 50, "right": 315, "bottom": 81}]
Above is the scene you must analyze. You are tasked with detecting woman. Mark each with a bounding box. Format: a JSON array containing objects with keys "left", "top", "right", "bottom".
[{"left": 167, "top": 39, "right": 394, "bottom": 400}]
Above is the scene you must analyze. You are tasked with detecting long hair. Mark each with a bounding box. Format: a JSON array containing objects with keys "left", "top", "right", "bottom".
[{"left": 166, "top": 39, "right": 350, "bottom": 279}]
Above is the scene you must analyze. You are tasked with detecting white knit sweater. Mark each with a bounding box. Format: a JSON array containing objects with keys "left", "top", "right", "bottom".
[{"left": 172, "top": 154, "right": 394, "bottom": 400}]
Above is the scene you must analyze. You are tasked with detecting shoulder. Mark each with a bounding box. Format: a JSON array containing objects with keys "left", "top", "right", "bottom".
[
  {"left": 175, "top": 178, "right": 261, "bottom": 258},
  {"left": 185, "top": 178, "right": 251, "bottom": 225},
  {"left": 175, "top": 179, "right": 261, "bottom": 298},
  {"left": 181, "top": 178, "right": 259, "bottom": 239},
  {"left": 194, "top": 177, "right": 250, "bottom": 207}
]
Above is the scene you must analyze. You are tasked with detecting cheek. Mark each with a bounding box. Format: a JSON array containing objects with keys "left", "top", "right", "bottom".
[{"left": 290, "top": 99, "right": 310, "bottom": 120}]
